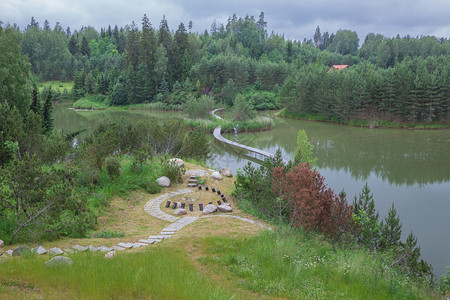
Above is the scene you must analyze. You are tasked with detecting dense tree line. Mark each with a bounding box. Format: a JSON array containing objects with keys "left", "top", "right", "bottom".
[{"left": 1, "top": 13, "right": 449, "bottom": 122}]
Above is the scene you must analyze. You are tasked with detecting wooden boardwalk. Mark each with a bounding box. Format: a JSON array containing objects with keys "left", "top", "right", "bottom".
[{"left": 211, "top": 109, "right": 288, "bottom": 164}]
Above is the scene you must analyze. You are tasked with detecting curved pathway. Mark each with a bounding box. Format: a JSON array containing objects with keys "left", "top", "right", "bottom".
[
  {"left": 144, "top": 188, "right": 193, "bottom": 222},
  {"left": 211, "top": 109, "right": 288, "bottom": 164}
]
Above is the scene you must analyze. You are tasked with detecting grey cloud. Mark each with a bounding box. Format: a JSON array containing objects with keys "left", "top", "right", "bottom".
[{"left": 0, "top": 0, "right": 448, "bottom": 41}]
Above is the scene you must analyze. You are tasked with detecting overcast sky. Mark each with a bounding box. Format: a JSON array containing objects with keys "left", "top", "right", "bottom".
[{"left": 1, "top": 0, "right": 449, "bottom": 42}]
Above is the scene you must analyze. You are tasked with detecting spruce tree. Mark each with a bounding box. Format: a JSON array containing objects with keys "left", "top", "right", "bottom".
[
  {"left": 30, "top": 84, "right": 41, "bottom": 114},
  {"left": 68, "top": 35, "right": 78, "bottom": 55},
  {"left": 42, "top": 88, "right": 53, "bottom": 133},
  {"left": 80, "top": 36, "right": 90, "bottom": 57},
  {"left": 380, "top": 203, "right": 402, "bottom": 249}
]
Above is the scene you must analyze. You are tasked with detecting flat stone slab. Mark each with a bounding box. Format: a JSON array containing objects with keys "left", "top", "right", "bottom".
[
  {"left": 98, "top": 246, "right": 114, "bottom": 252},
  {"left": 138, "top": 239, "right": 156, "bottom": 244},
  {"left": 113, "top": 246, "right": 126, "bottom": 251},
  {"left": 116, "top": 243, "right": 134, "bottom": 249},
  {"left": 6, "top": 250, "right": 13, "bottom": 256},
  {"left": 64, "top": 249, "right": 76, "bottom": 254},
  {"left": 88, "top": 245, "right": 100, "bottom": 252},
  {"left": 187, "top": 183, "right": 197, "bottom": 187},
  {"left": 72, "top": 245, "right": 88, "bottom": 252},
  {"left": 148, "top": 235, "right": 168, "bottom": 240},
  {"left": 185, "top": 169, "right": 209, "bottom": 177},
  {"left": 133, "top": 243, "right": 149, "bottom": 247}
]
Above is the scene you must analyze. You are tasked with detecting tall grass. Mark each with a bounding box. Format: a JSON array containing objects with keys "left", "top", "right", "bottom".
[
  {"left": 0, "top": 247, "right": 236, "bottom": 299},
  {"left": 96, "top": 156, "right": 163, "bottom": 198},
  {"left": 199, "top": 230, "right": 438, "bottom": 299}
]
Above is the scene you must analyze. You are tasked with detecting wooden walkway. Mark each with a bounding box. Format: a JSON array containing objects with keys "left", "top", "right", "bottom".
[{"left": 211, "top": 109, "right": 288, "bottom": 164}]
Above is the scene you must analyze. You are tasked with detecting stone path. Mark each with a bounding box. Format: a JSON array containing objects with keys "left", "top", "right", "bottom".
[
  {"left": 1, "top": 186, "right": 270, "bottom": 260},
  {"left": 144, "top": 188, "right": 193, "bottom": 222}
]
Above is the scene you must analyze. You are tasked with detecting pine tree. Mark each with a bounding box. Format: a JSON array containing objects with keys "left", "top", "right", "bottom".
[
  {"left": 30, "top": 84, "right": 41, "bottom": 114},
  {"left": 380, "top": 203, "right": 402, "bottom": 249},
  {"left": 80, "top": 36, "right": 90, "bottom": 57},
  {"left": 42, "top": 88, "right": 53, "bottom": 133}
]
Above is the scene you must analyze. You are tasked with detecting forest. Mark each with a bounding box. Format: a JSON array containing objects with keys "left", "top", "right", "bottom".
[{"left": 2, "top": 13, "right": 449, "bottom": 124}]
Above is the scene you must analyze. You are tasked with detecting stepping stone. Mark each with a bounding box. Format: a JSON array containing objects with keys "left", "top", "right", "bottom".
[
  {"left": 88, "top": 245, "right": 100, "bottom": 252},
  {"left": 138, "top": 239, "right": 156, "bottom": 244},
  {"left": 160, "top": 231, "right": 175, "bottom": 235},
  {"left": 189, "top": 175, "right": 196, "bottom": 179},
  {"left": 116, "top": 243, "right": 133, "bottom": 249},
  {"left": 113, "top": 246, "right": 126, "bottom": 251},
  {"left": 188, "top": 179, "right": 197, "bottom": 183},
  {"left": 161, "top": 228, "right": 177, "bottom": 232},
  {"left": 98, "top": 246, "right": 114, "bottom": 252},
  {"left": 133, "top": 243, "right": 148, "bottom": 247},
  {"left": 72, "top": 245, "right": 88, "bottom": 252},
  {"left": 49, "top": 247, "right": 64, "bottom": 255},
  {"left": 6, "top": 250, "right": 13, "bottom": 256},
  {"left": 187, "top": 183, "right": 197, "bottom": 187},
  {"left": 148, "top": 235, "right": 169, "bottom": 240}
]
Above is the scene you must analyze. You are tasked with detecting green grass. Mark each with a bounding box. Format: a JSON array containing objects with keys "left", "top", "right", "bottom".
[
  {"left": 73, "top": 95, "right": 109, "bottom": 109},
  {"left": 96, "top": 156, "right": 163, "bottom": 199},
  {"left": 0, "top": 247, "right": 236, "bottom": 299},
  {"left": 38, "top": 80, "right": 73, "bottom": 93},
  {"left": 185, "top": 116, "right": 273, "bottom": 133},
  {"left": 199, "top": 230, "right": 438, "bottom": 299}
]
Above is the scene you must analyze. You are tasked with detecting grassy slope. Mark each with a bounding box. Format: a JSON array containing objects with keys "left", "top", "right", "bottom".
[
  {"left": 0, "top": 162, "right": 440, "bottom": 299},
  {"left": 39, "top": 81, "right": 73, "bottom": 93}
]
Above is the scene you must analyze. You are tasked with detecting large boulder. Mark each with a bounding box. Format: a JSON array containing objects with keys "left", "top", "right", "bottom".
[
  {"left": 157, "top": 176, "right": 171, "bottom": 187},
  {"left": 210, "top": 171, "right": 222, "bottom": 180},
  {"left": 12, "top": 245, "right": 30, "bottom": 256},
  {"left": 174, "top": 208, "right": 187, "bottom": 216},
  {"left": 218, "top": 203, "right": 232, "bottom": 213},
  {"left": 169, "top": 158, "right": 185, "bottom": 168},
  {"left": 202, "top": 204, "right": 218, "bottom": 215},
  {"left": 219, "top": 167, "right": 233, "bottom": 177},
  {"left": 45, "top": 256, "right": 73, "bottom": 266}
]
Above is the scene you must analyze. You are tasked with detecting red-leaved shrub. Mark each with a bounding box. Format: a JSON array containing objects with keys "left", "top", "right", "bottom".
[{"left": 272, "top": 163, "right": 353, "bottom": 240}]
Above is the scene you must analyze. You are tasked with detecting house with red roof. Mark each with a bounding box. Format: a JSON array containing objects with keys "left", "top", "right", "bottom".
[{"left": 327, "top": 65, "right": 349, "bottom": 73}]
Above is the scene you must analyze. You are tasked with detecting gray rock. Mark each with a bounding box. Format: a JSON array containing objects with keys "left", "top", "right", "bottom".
[
  {"left": 12, "top": 245, "right": 30, "bottom": 256},
  {"left": 88, "top": 245, "right": 100, "bottom": 252},
  {"left": 185, "top": 169, "right": 209, "bottom": 177},
  {"left": 219, "top": 167, "right": 233, "bottom": 177},
  {"left": 64, "top": 249, "right": 76, "bottom": 254},
  {"left": 0, "top": 240, "right": 3, "bottom": 248},
  {"left": 98, "top": 246, "right": 114, "bottom": 252},
  {"left": 169, "top": 158, "right": 185, "bottom": 168},
  {"left": 202, "top": 204, "right": 218, "bottom": 215},
  {"left": 176, "top": 201, "right": 182, "bottom": 208},
  {"left": 72, "top": 245, "right": 88, "bottom": 252},
  {"left": 6, "top": 250, "right": 13, "bottom": 256},
  {"left": 113, "top": 245, "right": 126, "bottom": 251},
  {"left": 210, "top": 171, "right": 222, "bottom": 180},
  {"left": 45, "top": 256, "right": 73, "bottom": 266},
  {"left": 174, "top": 208, "right": 187, "bottom": 216},
  {"left": 218, "top": 203, "right": 233, "bottom": 213},
  {"left": 104, "top": 250, "right": 116, "bottom": 259},
  {"left": 49, "top": 247, "right": 64, "bottom": 255},
  {"left": 33, "top": 246, "right": 48, "bottom": 255},
  {"left": 156, "top": 176, "right": 171, "bottom": 187},
  {"left": 116, "top": 242, "right": 133, "bottom": 249}
]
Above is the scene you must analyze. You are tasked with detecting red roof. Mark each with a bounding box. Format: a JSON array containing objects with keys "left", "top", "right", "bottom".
[{"left": 327, "top": 65, "right": 349, "bottom": 73}]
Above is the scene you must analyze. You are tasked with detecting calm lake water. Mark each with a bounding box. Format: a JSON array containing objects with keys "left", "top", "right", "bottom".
[{"left": 54, "top": 104, "right": 450, "bottom": 276}]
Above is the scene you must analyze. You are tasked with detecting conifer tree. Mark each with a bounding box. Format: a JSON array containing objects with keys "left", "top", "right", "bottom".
[
  {"left": 30, "top": 84, "right": 41, "bottom": 114},
  {"left": 42, "top": 88, "right": 53, "bottom": 133},
  {"left": 80, "top": 36, "right": 90, "bottom": 57},
  {"left": 380, "top": 203, "right": 402, "bottom": 249},
  {"left": 68, "top": 35, "right": 78, "bottom": 55}
]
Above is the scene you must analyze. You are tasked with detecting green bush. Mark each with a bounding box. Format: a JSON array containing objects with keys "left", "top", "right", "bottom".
[
  {"left": 183, "top": 95, "right": 216, "bottom": 119},
  {"left": 161, "top": 158, "right": 185, "bottom": 183},
  {"left": 105, "top": 156, "right": 121, "bottom": 178}
]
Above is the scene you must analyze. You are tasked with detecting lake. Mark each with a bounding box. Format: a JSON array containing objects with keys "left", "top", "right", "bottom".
[{"left": 54, "top": 104, "right": 450, "bottom": 276}]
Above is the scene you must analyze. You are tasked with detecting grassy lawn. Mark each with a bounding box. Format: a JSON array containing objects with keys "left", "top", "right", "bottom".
[{"left": 38, "top": 81, "right": 73, "bottom": 93}]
